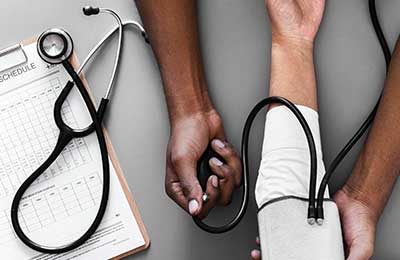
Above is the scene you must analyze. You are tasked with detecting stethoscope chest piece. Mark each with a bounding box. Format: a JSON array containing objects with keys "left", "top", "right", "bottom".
[{"left": 37, "top": 28, "right": 73, "bottom": 64}]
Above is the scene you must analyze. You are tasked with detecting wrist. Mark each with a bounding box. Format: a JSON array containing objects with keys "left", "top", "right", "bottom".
[
  {"left": 271, "top": 35, "right": 314, "bottom": 66},
  {"left": 165, "top": 81, "right": 214, "bottom": 124},
  {"left": 342, "top": 150, "right": 399, "bottom": 222},
  {"left": 170, "top": 108, "right": 223, "bottom": 143},
  {"left": 341, "top": 183, "right": 381, "bottom": 223},
  {"left": 271, "top": 33, "right": 314, "bottom": 52},
  {"left": 170, "top": 103, "right": 220, "bottom": 130}
]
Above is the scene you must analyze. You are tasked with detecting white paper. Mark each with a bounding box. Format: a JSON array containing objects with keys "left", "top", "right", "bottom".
[{"left": 0, "top": 43, "right": 145, "bottom": 259}]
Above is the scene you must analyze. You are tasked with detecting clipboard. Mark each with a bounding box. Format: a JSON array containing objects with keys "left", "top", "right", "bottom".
[{"left": 0, "top": 37, "right": 150, "bottom": 259}]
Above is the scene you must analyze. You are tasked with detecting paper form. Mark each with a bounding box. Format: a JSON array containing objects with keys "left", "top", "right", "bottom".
[{"left": 0, "top": 43, "right": 145, "bottom": 259}]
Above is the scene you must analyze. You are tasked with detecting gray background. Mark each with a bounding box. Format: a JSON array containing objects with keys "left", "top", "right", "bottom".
[{"left": 2, "top": 0, "right": 400, "bottom": 259}]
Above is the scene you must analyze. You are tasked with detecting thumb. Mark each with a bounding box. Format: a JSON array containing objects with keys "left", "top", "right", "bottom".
[
  {"left": 347, "top": 239, "right": 374, "bottom": 260},
  {"left": 173, "top": 159, "right": 204, "bottom": 216}
]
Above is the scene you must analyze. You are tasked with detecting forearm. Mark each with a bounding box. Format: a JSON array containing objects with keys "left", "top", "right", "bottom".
[
  {"left": 257, "top": 39, "right": 326, "bottom": 205},
  {"left": 344, "top": 40, "right": 400, "bottom": 220},
  {"left": 269, "top": 39, "right": 318, "bottom": 111},
  {"left": 135, "top": 0, "right": 212, "bottom": 123}
]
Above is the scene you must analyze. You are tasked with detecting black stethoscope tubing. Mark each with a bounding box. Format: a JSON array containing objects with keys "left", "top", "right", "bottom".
[
  {"left": 10, "top": 60, "right": 111, "bottom": 254},
  {"left": 9, "top": 6, "right": 139, "bottom": 253}
]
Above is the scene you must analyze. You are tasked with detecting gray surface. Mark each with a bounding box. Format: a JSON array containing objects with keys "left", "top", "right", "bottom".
[{"left": 1, "top": 0, "right": 399, "bottom": 259}]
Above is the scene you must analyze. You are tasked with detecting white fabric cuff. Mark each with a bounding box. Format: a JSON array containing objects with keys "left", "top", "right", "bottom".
[{"left": 255, "top": 105, "right": 329, "bottom": 208}]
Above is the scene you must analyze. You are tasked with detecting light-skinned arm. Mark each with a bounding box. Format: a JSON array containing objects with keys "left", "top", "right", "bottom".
[
  {"left": 252, "top": 1, "right": 399, "bottom": 260},
  {"left": 135, "top": 0, "right": 242, "bottom": 219},
  {"left": 251, "top": 0, "right": 326, "bottom": 258}
]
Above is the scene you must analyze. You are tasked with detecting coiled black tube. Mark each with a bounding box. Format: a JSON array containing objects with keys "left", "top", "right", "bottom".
[
  {"left": 194, "top": 96, "right": 319, "bottom": 232},
  {"left": 316, "top": 0, "right": 391, "bottom": 221}
]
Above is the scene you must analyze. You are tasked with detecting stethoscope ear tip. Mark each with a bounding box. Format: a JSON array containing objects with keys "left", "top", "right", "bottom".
[{"left": 83, "top": 6, "right": 100, "bottom": 16}]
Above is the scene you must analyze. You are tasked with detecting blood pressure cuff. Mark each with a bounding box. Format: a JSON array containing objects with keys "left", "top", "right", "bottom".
[
  {"left": 256, "top": 105, "right": 329, "bottom": 207},
  {"left": 256, "top": 105, "right": 344, "bottom": 259},
  {"left": 257, "top": 197, "right": 345, "bottom": 260}
]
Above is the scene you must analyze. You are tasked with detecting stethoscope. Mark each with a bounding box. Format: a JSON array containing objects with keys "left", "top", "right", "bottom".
[
  {"left": 194, "top": 0, "right": 391, "bottom": 233},
  {"left": 10, "top": 6, "right": 148, "bottom": 253}
]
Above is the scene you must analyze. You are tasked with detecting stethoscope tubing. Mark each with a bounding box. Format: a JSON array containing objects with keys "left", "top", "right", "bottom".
[
  {"left": 77, "top": 20, "right": 148, "bottom": 75},
  {"left": 11, "top": 61, "right": 111, "bottom": 253}
]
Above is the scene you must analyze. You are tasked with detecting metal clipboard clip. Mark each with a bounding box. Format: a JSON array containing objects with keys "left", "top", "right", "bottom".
[{"left": 0, "top": 44, "right": 28, "bottom": 73}]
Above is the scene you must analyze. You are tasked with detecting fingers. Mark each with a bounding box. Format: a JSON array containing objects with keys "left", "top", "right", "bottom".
[
  {"left": 347, "top": 240, "right": 374, "bottom": 260},
  {"left": 166, "top": 137, "right": 241, "bottom": 217},
  {"left": 165, "top": 165, "right": 192, "bottom": 212},
  {"left": 197, "top": 175, "right": 220, "bottom": 219},
  {"left": 209, "top": 157, "right": 236, "bottom": 205},
  {"left": 211, "top": 139, "right": 242, "bottom": 186},
  {"left": 250, "top": 236, "right": 261, "bottom": 260},
  {"left": 168, "top": 154, "right": 204, "bottom": 216},
  {"left": 250, "top": 250, "right": 261, "bottom": 260}
]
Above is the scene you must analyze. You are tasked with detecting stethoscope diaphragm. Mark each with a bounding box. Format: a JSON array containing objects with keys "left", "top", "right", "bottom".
[{"left": 37, "top": 28, "right": 73, "bottom": 64}]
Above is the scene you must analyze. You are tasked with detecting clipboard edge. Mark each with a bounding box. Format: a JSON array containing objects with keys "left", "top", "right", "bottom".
[{"left": 105, "top": 130, "right": 151, "bottom": 259}]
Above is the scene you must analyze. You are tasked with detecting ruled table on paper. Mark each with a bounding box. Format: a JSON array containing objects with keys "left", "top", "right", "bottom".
[{"left": 0, "top": 42, "right": 145, "bottom": 260}]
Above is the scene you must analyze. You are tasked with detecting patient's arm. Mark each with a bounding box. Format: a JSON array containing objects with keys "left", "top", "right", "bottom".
[
  {"left": 334, "top": 38, "right": 400, "bottom": 260},
  {"left": 269, "top": 38, "right": 317, "bottom": 109},
  {"left": 267, "top": 0, "right": 325, "bottom": 110},
  {"left": 252, "top": 0, "right": 326, "bottom": 258},
  {"left": 256, "top": 0, "right": 326, "bottom": 207}
]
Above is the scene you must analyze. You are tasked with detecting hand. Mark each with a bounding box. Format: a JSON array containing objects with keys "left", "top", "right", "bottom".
[
  {"left": 249, "top": 187, "right": 378, "bottom": 260},
  {"left": 334, "top": 189, "right": 378, "bottom": 260},
  {"left": 165, "top": 110, "right": 242, "bottom": 219},
  {"left": 265, "top": 0, "right": 325, "bottom": 44}
]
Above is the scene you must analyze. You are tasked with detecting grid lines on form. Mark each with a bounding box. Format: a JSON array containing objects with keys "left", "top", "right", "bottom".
[
  {"left": 0, "top": 78, "right": 93, "bottom": 198},
  {"left": 0, "top": 172, "right": 102, "bottom": 244}
]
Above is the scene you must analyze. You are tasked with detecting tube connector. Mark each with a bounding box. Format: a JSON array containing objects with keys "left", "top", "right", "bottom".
[
  {"left": 316, "top": 205, "right": 324, "bottom": 222},
  {"left": 307, "top": 204, "right": 316, "bottom": 225}
]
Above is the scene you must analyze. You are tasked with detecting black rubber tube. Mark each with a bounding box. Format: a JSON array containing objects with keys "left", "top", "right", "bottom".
[
  {"left": 194, "top": 96, "right": 319, "bottom": 232},
  {"left": 10, "top": 61, "right": 110, "bottom": 253},
  {"left": 316, "top": 0, "right": 391, "bottom": 220}
]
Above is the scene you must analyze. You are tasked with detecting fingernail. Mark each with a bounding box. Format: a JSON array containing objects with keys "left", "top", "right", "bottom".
[
  {"left": 211, "top": 175, "right": 218, "bottom": 188},
  {"left": 256, "top": 236, "right": 260, "bottom": 244},
  {"left": 202, "top": 193, "right": 209, "bottom": 203},
  {"left": 188, "top": 200, "right": 199, "bottom": 215},
  {"left": 211, "top": 157, "right": 223, "bottom": 166},
  {"left": 213, "top": 139, "right": 225, "bottom": 149},
  {"left": 251, "top": 250, "right": 261, "bottom": 258}
]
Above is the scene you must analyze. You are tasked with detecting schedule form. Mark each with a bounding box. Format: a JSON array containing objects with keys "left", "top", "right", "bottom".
[{"left": 0, "top": 43, "right": 146, "bottom": 259}]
